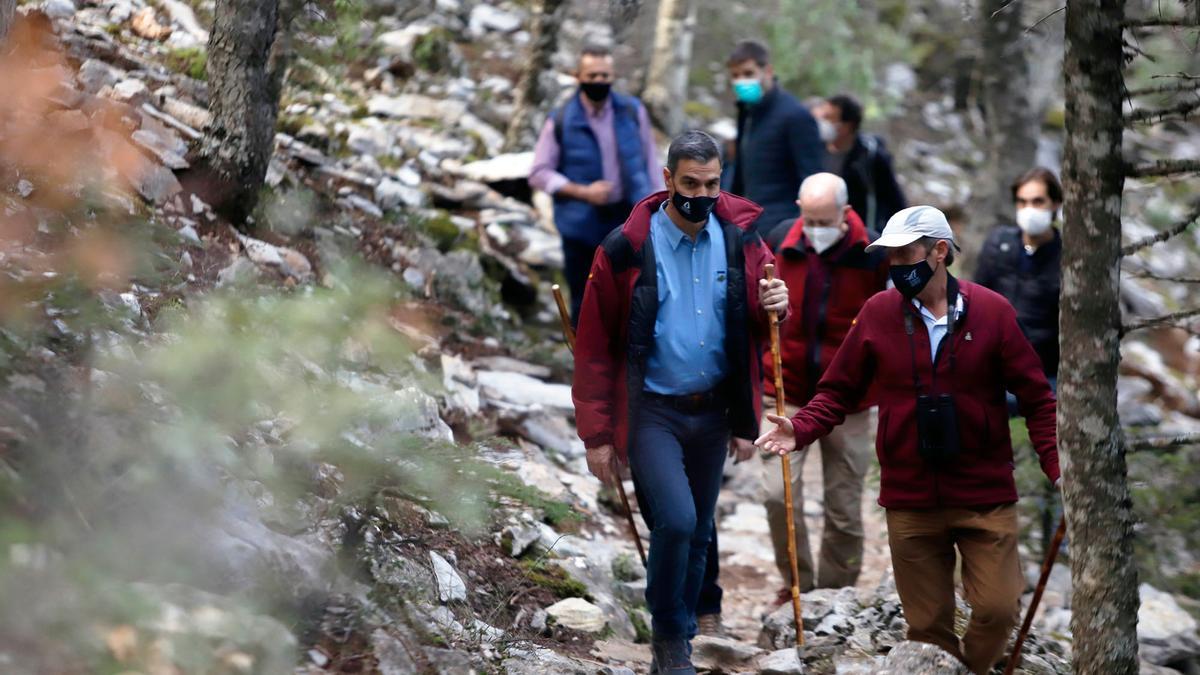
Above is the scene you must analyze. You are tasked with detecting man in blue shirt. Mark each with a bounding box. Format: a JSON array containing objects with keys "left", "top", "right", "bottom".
[{"left": 572, "top": 130, "right": 789, "bottom": 674}]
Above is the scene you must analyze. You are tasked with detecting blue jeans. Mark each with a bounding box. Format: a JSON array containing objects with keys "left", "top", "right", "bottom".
[{"left": 628, "top": 397, "right": 729, "bottom": 639}]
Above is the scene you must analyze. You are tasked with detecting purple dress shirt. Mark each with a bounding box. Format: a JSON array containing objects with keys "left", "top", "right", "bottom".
[{"left": 528, "top": 93, "right": 665, "bottom": 203}]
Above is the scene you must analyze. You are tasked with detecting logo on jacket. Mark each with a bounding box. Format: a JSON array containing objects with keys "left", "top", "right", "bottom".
[{"left": 716, "top": 270, "right": 726, "bottom": 283}]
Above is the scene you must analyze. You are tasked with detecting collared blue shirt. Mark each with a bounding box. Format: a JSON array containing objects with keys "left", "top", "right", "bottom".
[
  {"left": 912, "top": 294, "right": 964, "bottom": 362},
  {"left": 644, "top": 203, "right": 728, "bottom": 395}
]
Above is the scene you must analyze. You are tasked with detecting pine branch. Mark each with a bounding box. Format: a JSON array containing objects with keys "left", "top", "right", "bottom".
[
  {"left": 1123, "top": 307, "right": 1200, "bottom": 334},
  {"left": 1128, "top": 159, "right": 1200, "bottom": 177},
  {"left": 1127, "top": 433, "right": 1200, "bottom": 452},
  {"left": 1125, "top": 97, "right": 1200, "bottom": 125},
  {"left": 1127, "top": 81, "right": 1200, "bottom": 97},
  {"left": 1121, "top": 204, "right": 1200, "bottom": 255}
]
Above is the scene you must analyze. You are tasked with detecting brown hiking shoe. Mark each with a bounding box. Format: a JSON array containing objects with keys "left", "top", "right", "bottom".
[{"left": 696, "top": 613, "right": 727, "bottom": 637}]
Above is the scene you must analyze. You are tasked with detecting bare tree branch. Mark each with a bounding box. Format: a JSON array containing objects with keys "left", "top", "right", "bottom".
[
  {"left": 1121, "top": 204, "right": 1200, "bottom": 255},
  {"left": 1123, "top": 39, "right": 1158, "bottom": 62},
  {"left": 1024, "top": 6, "right": 1066, "bottom": 34},
  {"left": 1125, "top": 97, "right": 1200, "bottom": 124},
  {"left": 1126, "top": 433, "right": 1200, "bottom": 452},
  {"left": 1126, "top": 270, "right": 1200, "bottom": 283},
  {"left": 1127, "top": 81, "right": 1200, "bottom": 97},
  {"left": 1128, "top": 159, "right": 1200, "bottom": 177},
  {"left": 1151, "top": 72, "right": 1200, "bottom": 81},
  {"left": 1123, "top": 17, "right": 1200, "bottom": 28},
  {"left": 1123, "top": 306, "right": 1200, "bottom": 334}
]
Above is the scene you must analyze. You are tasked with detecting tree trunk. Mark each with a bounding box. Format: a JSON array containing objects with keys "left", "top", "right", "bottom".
[
  {"left": 0, "top": 0, "right": 16, "bottom": 43},
  {"left": 503, "top": 0, "right": 567, "bottom": 153},
  {"left": 1059, "top": 2, "right": 1140, "bottom": 674},
  {"left": 973, "top": 0, "right": 1038, "bottom": 266},
  {"left": 640, "top": 0, "right": 695, "bottom": 137},
  {"left": 200, "top": 0, "right": 286, "bottom": 226}
]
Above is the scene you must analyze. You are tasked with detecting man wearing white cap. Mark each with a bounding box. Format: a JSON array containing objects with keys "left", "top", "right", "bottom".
[{"left": 755, "top": 205, "right": 1061, "bottom": 674}]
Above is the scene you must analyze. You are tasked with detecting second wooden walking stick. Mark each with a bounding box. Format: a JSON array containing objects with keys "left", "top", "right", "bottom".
[
  {"left": 764, "top": 264, "right": 805, "bottom": 646},
  {"left": 1003, "top": 513, "right": 1068, "bottom": 675},
  {"left": 552, "top": 284, "right": 647, "bottom": 567}
]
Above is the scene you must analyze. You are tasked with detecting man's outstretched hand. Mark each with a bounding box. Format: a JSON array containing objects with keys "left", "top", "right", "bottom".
[
  {"left": 756, "top": 414, "right": 797, "bottom": 456},
  {"left": 587, "top": 444, "right": 620, "bottom": 485}
]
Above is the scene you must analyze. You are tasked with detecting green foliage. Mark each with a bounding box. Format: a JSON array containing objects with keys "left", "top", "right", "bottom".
[
  {"left": 412, "top": 27, "right": 455, "bottom": 74},
  {"left": 165, "top": 47, "right": 207, "bottom": 81},
  {"left": 766, "top": 0, "right": 912, "bottom": 116},
  {"left": 611, "top": 553, "right": 641, "bottom": 583},
  {"left": 1129, "top": 448, "right": 1200, "bottom": 599},
  {"left": 520, "top": 560, "right": 591, "bottom": 600}
]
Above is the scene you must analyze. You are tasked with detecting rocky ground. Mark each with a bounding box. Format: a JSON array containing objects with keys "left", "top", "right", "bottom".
[{"left": 1, "top": 0, "right": 1199, "bottom": 674}]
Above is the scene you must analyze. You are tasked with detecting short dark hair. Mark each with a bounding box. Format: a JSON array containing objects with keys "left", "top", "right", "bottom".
[
  {"left": 1011, "top": 167, "right": 1063, "bottom": 204},
  {"left": 579, "top": 42, "right": 612, "bottom": 60},
  {"left": 917, "top": 235, "right": 956, "bottom": 267},
  {"left": 827, "top": 94, "right": 863, "bottom": 130},
  {"left": 727, "top": 40, "right": 770, "bottom": 67},
  {"left": 666, "top": 130, "right": 721, "bottom": 174}
]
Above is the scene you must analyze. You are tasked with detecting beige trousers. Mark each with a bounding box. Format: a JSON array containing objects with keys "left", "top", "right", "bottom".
[
  {"left": 760, "top": 397, "right": 873, "bottom": 590},
  {"left": 886, "top": 504, "right": 1025, "bottom": 675}
]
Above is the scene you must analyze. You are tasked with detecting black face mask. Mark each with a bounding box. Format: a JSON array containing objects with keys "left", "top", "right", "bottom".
[
  {"left": 890, "top": 259, "right": 935, "bottom": 299},
  {"left": 671, "top": 189, "right": 718, "bottom": 223},
  {"left": 580, "top": 82, "right": 611, "bottom": 103}
]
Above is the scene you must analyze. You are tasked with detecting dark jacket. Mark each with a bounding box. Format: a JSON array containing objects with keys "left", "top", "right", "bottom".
[
  {"left": 839, "top": 134, "right": 906, "bottom": 233},
  {"left": 764, "top": 209, "right": 889, "bottom": 406},
  {"left": 730, "top": 86, "right": 824, "bottom": 243},
  {"left": 973, "top": 224, "right": 1061, "bottom": 377},
  {"left": 789, "top": 279, "right": 1060, "bottom": 509},
  {"left": 572, "top": 191, "right": 778, "bottom": 460},
  {"left": 552, "top": 91, "right": 654, "bottom": 246}
]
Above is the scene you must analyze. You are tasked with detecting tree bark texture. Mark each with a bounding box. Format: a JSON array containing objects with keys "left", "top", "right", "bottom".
[
  {"left": 640, "top": 0, "right": 695, "bottom": 137},
  {"left": 0, "top": 0, "right": 16, "bottom": 44},
  {"left": 1060, "top": 2, "right": 1140, "bottom": 674},
  {"left": 503, "top": 0, "right": 567, "bottom": 153},
  {"left": 201, "top": 0, "right": 285, "bottom": 225},
  {"left": 975, "top": 0, "right": 1038, "bottom": 261}
]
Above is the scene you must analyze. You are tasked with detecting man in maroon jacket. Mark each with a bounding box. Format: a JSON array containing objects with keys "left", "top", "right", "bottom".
[
  {"left": 760, "top": 172, "right": 889, "bottom": 600},
  {"left": 756, "top": 205, "right": 1060, "bottom": 675},
  {"left": 573, "top": 130, "right": 788, "bottom": 674}
]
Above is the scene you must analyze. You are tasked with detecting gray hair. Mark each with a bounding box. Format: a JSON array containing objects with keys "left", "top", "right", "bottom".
[
  {"left": 798, "top": 172, "right": 849, "bottom": 208},
  {"left": 917, "top": 236, "right": 956, "bottom": 267},
  {"left": 666, "top": 130, "right": 722, "bottom": 174}
]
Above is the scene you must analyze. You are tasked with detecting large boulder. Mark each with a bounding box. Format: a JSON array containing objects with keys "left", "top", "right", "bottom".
[
  {"left": 875, "top": 641, "right": 968, "bottom": 674},
  {"left": 1138, "top": 583, "right": 1200, "bottom": 666}
]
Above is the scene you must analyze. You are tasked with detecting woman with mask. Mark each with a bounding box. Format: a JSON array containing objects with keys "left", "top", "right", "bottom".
[
  {"left": 974, "top": 168, "right": 1064, "bottom": 391},
  {"left": 755, "top": 205, "right": 1061, "bottom": 675}
]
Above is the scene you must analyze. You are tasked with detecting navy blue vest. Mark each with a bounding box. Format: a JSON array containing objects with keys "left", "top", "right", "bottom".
[{"left": 552, "top": 91, "right": 653, "bottom": 246}]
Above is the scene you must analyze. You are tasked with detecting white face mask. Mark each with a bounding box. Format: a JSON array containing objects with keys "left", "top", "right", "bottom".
[
  {"left": 1016, "top": 207, "right": 1054, "bottom": 236},
  {"left": 817, "top": 118, "right": 837, "bottom": 144},
  {"left": 806, "top": 225, "right": 843, "bottom": 254}
]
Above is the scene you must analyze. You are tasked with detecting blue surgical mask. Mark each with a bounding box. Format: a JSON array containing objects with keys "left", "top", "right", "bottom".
[{"left": 733, "top": 78, "right": 764, "bottom": 105}]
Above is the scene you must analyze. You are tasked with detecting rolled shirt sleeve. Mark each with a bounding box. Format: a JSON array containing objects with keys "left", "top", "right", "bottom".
[{"left": 529, "top": 117, "right": 570, "bottom": 195}]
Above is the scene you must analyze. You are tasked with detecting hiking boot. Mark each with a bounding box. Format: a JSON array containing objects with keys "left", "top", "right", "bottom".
[
  {"left": 649, "top": 636, "right": 696, "bottom": 674},
  {"left": 696, "top": 612, "right": 727, "bottom": 637}
]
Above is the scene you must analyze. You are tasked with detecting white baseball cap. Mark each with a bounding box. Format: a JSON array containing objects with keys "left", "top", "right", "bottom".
[{"left": 865, "top": 205, "right": 961, "bottom": 252}]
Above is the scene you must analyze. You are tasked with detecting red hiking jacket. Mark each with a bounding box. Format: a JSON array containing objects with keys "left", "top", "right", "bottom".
[
  {"left": 572, "top": 190, "right": 778, "bottom": 460},
  {"left": 764, "top": 209, "right": 889, "bottom": 407},
  {"left": 789, "top": 279, "right": 1060, "bottom": 508}
]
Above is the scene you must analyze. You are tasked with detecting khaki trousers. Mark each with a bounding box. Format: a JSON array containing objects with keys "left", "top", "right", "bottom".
[
  {"left": 760, "top": 398, "right": 872, "bottom": 590},
  {"left": 886, "top": 504, "right": 1024, "bottom": 675}
]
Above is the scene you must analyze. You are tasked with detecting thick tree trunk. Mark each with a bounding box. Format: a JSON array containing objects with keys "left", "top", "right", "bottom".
[
  {"left": 974, "top": 0, "right": 1038, "bottom": 265},
  {"left": 503, "top": 0, "right": 566, "bottom": 153},
  {"left": 0, "top": 0, "right": 16, "bottom": 43},
  {"left": 1059, "top": 2, "right": 1139, "bottom": 674},
  {"left": 200, "top": 0, "right": 285, "bottom": 226},
  {"left": 640, "top": 0, "right": 695, "bottom": 136}
]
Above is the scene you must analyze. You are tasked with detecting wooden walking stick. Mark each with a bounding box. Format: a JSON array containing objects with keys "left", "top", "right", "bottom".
[
  {"left": 552, "top": 284, "right": 647, "bottom": 567},
  {"left": 764, "top": 264, "right": 805, "bottom": 647},
  {"left": 1003, "top": 513, "right": 1068, "bottom": 675}
]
